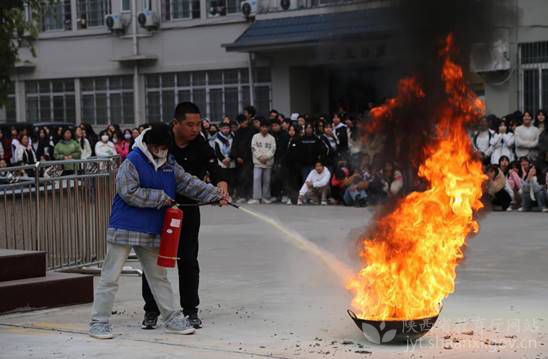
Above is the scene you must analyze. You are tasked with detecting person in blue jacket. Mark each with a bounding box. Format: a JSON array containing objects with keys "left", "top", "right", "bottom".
[{"left": 89, "top": 123, "right": 229, "bottom": 339}]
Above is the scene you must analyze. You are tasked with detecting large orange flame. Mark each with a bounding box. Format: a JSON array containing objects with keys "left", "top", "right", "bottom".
[{"left": 347, "top": 35, "right": 486, "bottom": 320}]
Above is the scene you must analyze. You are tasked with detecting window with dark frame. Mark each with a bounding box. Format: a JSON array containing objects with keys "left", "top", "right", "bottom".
[
  {"left": 25, "top": 79, "right": 76, "bottom": 123},
  {"left": 80, "top": 76, "right": 135, "bottom": 125},
  {"left": 520, "top": 42, "right": 548, "bottom": 112},
  {"left": 145, "top": 68, "right": 272, "bottom": 123}
]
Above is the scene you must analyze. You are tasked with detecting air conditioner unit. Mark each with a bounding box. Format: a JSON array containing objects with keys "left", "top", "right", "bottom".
[
  {"left": 241, "top": 0, "right": 257, "bottom": 19},
  {"left": 105, "top": 13, "right": 128, "bottom": 33},
  {"left": 138, "top": 10, "right": 159, "bottom": 30},
  {"left": 470, "top": 40, "right": 512, "bottom": 73}
]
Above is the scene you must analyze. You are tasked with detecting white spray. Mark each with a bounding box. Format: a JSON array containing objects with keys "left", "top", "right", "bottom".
[{"left": 238, "top": 206, "right": 354, "bottom": 284}]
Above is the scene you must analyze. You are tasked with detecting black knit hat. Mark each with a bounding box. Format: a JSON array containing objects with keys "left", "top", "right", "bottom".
[{"left": 143, "top": 123, "right": 171, "bottom": 146}]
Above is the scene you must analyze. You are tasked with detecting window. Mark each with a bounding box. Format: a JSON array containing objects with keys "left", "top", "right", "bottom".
[
  {"left": 521, "top": 42, "right": 548, "bottom": 65},
  {"left": 520, "top": 42, "right": 548, "bottom": 112},
  {"left": 208, "top": 0, "right": 243, "bottom": 17},
  {"left": 122, "top": 0, "right": 131, "bottom": 12},
  {"left": 77, "top": 0, "right": 111, "bottom": 28},
  {"left": 145, "top": 68, "right": 272, "bottom": 122},
  {"left": 162, "top": 0, "right": 200, "bottom": 20},
  {"left": 0, "top": 82, "right": 16, "bottom": 124},
  {"left": 25, "top": 79, "right": 75, "bottom": 123},
  {"left": 80, "top": 76, "right": 134, "bottom": 125},
  {"left": 41, "top": 0, "right": 72, "bottom": 31}
]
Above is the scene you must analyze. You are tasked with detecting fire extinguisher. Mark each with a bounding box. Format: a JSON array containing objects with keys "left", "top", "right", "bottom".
[{"left": 157, "top": 206, "right": 184, "bottom": 268}]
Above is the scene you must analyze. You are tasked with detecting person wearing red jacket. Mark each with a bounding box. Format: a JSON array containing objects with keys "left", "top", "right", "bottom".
[{"left": 114, "top": 136, "right": 130, "bottom": 160}]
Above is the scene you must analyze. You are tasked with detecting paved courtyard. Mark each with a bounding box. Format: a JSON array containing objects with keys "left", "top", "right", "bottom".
[{"left": 0, "top": 205, "right": 547, "bottom": 358}]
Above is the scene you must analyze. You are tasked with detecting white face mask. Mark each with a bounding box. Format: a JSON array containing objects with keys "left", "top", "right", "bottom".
[
  {"left": 153, "top": 149, "right": 168, "bottom": 159},
  {"left": 124, "top": 133, "right": 131, "bottom": 140},
  {"left": 112, "top": 137, "right": 118, "bottom": 144},
  {"left": 101, "top": 135, "right": 109, "bottom": 143}
]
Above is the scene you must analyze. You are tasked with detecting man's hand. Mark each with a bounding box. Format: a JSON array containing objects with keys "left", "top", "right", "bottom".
[
  {"left": 222, "top": 158, "right": 231, "bottom": 166},
  {"left": 306, "top": 181, "right": 313, "bottom": 189},
  {"left": 236, "top": 157, "right": 244, "bottom": 165},
  {"left": 217, "top": 182, "right": 230, "bottom": 206}
]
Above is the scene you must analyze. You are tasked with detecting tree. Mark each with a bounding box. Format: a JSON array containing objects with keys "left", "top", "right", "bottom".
[{"left": 0, "top": 0, "right": 41, "bottom": 107}]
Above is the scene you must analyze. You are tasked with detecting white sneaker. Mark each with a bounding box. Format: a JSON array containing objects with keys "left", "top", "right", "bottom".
[
  {"left": 89, "top": 322, "right": 114, "bottom": 339},
  {"left": 517, "top": 207, "right": 525, "bottom": 212},
  {"left": 285, "top": 198, "right": 293, "bottom": 205},
  {"left": 247, "top": 199, "right": 260, "bottom": 204},
  {"left": 235, "top": 198, "right": 247, "bottom": 204},
  {"left": 542, "top": 208, "right": 548, "bottom": 213},
  {"left": 165, "top": 314, "right": 195, "bottom": 335},
  {"left": 321, "top": 200, "right": 328, "bottom": 206},
  {"left": 281, "top": 196, "right": 289, "bottom": 203},
  {"left": 262, "top": 198, "right": 273, "bottom": 204},
  {"left": 506, "top": 207, "right": 513, "bottom": 212},
  {"left": 297, "top": 197, "right": 303, "bottom": 205}
]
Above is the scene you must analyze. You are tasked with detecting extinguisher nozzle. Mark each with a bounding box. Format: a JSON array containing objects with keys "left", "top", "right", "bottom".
[{"left": 227, "top": 201, "right": 240, "bottom": 209}]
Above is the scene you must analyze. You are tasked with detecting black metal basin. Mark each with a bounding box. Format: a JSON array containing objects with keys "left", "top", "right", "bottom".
[{"left": 348, "top": 309, "right": 439, "bottom": 344}]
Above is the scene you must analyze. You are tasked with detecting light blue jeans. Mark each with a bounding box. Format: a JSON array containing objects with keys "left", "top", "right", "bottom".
[
  {"left": 521, "top": 182, "right": 547, "bottom": 210},
  {"left": 90, "top": 243, "right": 179, "bottom": 324},
  {"left": 253, "top": 166, "right": 272, "bottom": 200},
  {"left": 343, "top": 187, "right": 368, "bottom": 206}
]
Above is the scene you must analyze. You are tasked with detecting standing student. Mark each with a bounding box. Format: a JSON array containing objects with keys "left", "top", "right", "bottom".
[
  {"left": 89, "top": 123, "right": 229, "bottom": 340},
  {"left": 249, "top": 119, "right": 276, "bottom": 204}
]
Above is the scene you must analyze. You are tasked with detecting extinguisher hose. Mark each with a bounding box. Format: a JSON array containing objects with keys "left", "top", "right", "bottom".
[{"left": 175, "top": 201, "right": 240, "bottom": 209}]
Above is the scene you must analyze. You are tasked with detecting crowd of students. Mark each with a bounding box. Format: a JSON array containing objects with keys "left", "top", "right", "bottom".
[
  {"left": 476, "top": 110, "right": 548, "bottom": 212},
  {"left": 1, "top": 106, "right": 547, "bottom": 212}
]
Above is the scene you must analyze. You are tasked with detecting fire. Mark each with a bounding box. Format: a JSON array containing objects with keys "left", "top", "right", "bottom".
[{"left": 347, "top": 35, "right": 486, "bottom": 321}]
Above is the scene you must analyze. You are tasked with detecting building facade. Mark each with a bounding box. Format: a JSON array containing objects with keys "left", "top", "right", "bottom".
[{"left": 0, "top": 0, "right": 547, "bottom": 127}]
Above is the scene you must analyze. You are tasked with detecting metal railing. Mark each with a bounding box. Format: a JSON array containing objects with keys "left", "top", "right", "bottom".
[{"left": 0, "top": 157, "right": 120, "bottom": 270}]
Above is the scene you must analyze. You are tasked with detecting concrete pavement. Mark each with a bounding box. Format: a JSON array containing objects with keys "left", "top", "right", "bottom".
[{"left": 0, "top": 205, "right": 547, "bottom": 358}]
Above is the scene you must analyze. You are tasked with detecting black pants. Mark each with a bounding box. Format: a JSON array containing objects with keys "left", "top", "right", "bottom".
[
  {"left": 492, "top": 189, "right": 512, "bottom": 210},
  {"left": 270, "top": 163, "right": 284, "bottom": 198},
  {"left": 142, "top": 206, "right": 201, "bottom": 316},
  {"left": 235, "top": 161, "right": 253, "bottom": 199},
  {"left": 282, "top": 163, "right": 301, "bottom": 202}
]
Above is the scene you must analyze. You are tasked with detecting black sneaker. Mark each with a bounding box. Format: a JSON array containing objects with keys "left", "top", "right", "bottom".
[
  {"left": 141, "top": 312, "right": 159, "bottom": 329},
  {"left": 187, "top": 313, "right": 202, "bottom": 329}
]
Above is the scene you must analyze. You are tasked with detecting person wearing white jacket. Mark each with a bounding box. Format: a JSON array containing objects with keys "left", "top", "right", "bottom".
[
  {"left": 298, "top": 161, "right": 331, "bottom": 205},
  {"left": 515, "top": 111, "right": 540, "bottom": 160},
  {"left": 490, "top": 119, "right": 515, "bottom": 165},
  {"left": 249, "top": 120, "right": 276, "bottom": 204},
  {"left": 95, "top": 131, "right": 117, "bottom": 158},
  {"left": 75, "top": 127, "right": 93, "bottom": 159}
]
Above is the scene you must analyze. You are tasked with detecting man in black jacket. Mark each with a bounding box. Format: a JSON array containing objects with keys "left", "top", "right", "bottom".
[
  {"left": 270, "top": 120, "right": 289, "bottom": 201},
  {"left": 298, "top": 124, "right": 327, "bottom": 180},
  {"left": 141, "top": 102, "right": 229, "bottom": 330},
  {"left": 231, "top": 108, "right": 257, "bottom": 203}
]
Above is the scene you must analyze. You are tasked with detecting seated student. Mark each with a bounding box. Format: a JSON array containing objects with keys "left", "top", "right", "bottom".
[
  {"left": 298, "top": 161, "right": 331, "bottom": 206},
  {"left": 486, "top": 165, "right": 512, "bottom": 211},
  {"left": 330, "top": 159, "right": 352, "bottom": 204},
  {"left": 367, "top": 161, "right": 404, "bottom": 205},
  {"left": 519, "top": 165, "right": 548, "bottom": 212},
  {"left": 89, "top": 123, "right": 228, "bottom": 340},
  {"left": 343, "top": 158, "right": 372, "bottom": 207}
]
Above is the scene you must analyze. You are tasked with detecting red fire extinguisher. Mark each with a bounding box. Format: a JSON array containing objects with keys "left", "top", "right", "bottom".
[{"left": 157, "top": 206, "right": 184, "bottom": 268}]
